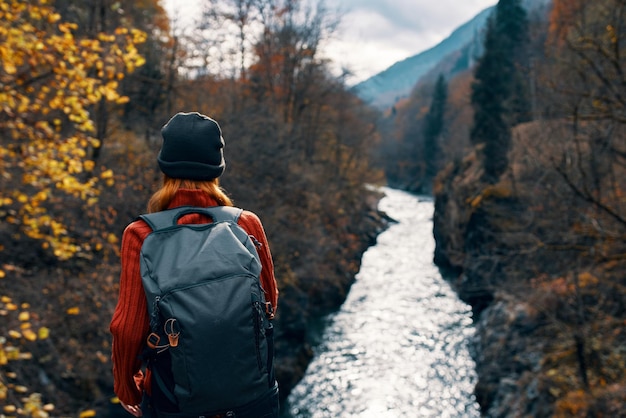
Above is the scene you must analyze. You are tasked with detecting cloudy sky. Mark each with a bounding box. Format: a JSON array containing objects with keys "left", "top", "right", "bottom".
[{"left": 164, "top": 0, "right": 497, "bottom": 85}]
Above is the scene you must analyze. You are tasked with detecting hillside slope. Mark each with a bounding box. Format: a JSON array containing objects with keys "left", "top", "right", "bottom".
[
  {"left": 351, "top": 7, "right": 492, "bottom": 110},
  {"left": 353, "top": 0, "right": 552, "bottom": 110}
]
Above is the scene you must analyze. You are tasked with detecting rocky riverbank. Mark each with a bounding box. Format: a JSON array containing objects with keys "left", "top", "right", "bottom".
[
  {"left": 273, "top": 188, "right": 392, "bottom": 401},
  {"left": 0, "top": 187, "right": 390, "bottom": 415},
  {"left": 432, "top": 122, "right": 626, "bottom": 416}
]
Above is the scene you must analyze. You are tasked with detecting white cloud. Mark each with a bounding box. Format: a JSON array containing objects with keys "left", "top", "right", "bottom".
[
  {"left": 163, "top": 0, "right": 497, "bottom": 84},
  {"left": 320, "top": 9, "right": 421, "bottom": 82},
  {"left": 324, "top": 0, "right": 496, "bottom": 84}
]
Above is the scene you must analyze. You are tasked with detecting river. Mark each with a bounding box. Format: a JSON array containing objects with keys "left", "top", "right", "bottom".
[{"left": 281, "top": 188, "right": 480, "bottom": 418}]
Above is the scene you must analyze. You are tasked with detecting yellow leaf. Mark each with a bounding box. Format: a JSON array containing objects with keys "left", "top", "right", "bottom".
[
  {"left": 8, "top": 330, "right": 22, "bottom": 339},
  {"left": 47, "top": 12, "right": 61, "bottom": 23},
  {"left": 79, "top": 409, "right": 97, "bottom": 418},
  {"left": 18, "top": 311, "right": 30, "bottom": 321},
  {"left": 577, "top": 272, "right": 598, "bottom": 287},
  {"left": 66, "top": 307, "right": 80, "bottom": 315},
  {"left": 100, "top": 169, "right": 113, "bottom": 179},
  {"left": 4, "top": 63, "right": 17, "bottom": 75},
  {"left": 6, "top": 347, "right": 20, "bottom": 360},
  {"left": 96, "top": 351, "right": 108, "bottom": 363},
  {"left": 0, "top": 270, "right": 4, "bottom": 279},
  {"left": 23, "top": 329, "right": 37, "bottom": 341},
  {"left": 38, "top": 327, "right": 50, "bottom": 339}
]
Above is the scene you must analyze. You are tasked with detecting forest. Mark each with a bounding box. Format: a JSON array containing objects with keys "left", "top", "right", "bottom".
[
  {"left": 385, "top": 0, "right": 625, "bottom": 416},
  {"left": 0, "top": 0, "right": 386, "bottom": 415},
  {"left": 0, "top": 0, "right": 624, "bottom": 417}
]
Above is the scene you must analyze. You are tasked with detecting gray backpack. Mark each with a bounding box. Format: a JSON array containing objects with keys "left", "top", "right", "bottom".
[{"left": 138, "top": 206, "right": 276, "bottom": 415}]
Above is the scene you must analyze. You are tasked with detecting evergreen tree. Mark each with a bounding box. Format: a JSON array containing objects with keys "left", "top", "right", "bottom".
[
  {"left": 470, "top": 0, "right": 529, "bottom": 182},
  {"left": 423, "top": 74, "right": 448, "bottom": 182},
  {"left": 496, "top": 0, "right": 531, "bottom": 125}
]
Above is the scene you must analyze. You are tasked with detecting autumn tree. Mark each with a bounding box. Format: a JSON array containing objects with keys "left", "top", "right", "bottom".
[
  {"left": 248, "top": 0, "right": 338, "bottom": 126},
  {"left": 464, "top": 1, "right": 626, "bottom": 413},
  {"left": 115, "top": 0, "right": 172, "bottom": 138},
  {"left": 545, "top": 0, "right": 626, "bottom": 241},
  {"left": 534, "top": 1, "right": 626, "bottom": 410},
  {"left": 191, "top": 0, "right": 252, "bottom": 81},
  {"left": 52, "top": 0, "right": 172, "bottom": 147},
  {"left": 0, "top": 0, "right": 385, "bottom": 412},
  {"left": 168, "top": 2, "right": 383, "bottom": 397},
  {"left": 0, "top": 0, "right": 146, "bottom": 260},
  {"left": 170, "top": 1, "right": 379, "bottom": 278}
]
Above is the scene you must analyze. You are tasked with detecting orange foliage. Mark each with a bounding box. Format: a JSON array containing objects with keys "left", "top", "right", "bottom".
[
  {"left": 555, "top": 389, "right": 589, "bottom": 417},
  {"left": 549, "top": 0, "right": 586, "bottom": 44}
]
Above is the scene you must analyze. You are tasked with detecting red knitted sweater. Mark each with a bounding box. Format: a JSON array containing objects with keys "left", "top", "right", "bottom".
[{"left": 109, "top": 189, "right": 279, "bottom": 405}]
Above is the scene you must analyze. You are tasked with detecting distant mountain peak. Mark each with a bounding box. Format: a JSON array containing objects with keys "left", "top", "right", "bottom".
[{"left": 352, "top": 0, "right": 551, "bottom": 110}]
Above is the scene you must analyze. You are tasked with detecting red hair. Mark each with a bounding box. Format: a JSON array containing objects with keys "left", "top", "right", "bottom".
[{"left": 147, "top": 175, "right": 233, "bottom": 213}]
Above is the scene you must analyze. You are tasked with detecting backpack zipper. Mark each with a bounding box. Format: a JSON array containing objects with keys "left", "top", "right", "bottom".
[
  {"left": 159, "top": 273, "right": 259, "bottom": 299},
  {"left": 149, "top": 296, "right": 161, "bottom": 332},
  {"left": 253, "top": 301, "right": 265, "bottom": 371}
]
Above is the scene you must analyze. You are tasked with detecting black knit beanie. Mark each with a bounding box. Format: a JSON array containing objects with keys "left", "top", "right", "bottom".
[{"left": 157, "top": 112, "right": 225, "bottom": 180}]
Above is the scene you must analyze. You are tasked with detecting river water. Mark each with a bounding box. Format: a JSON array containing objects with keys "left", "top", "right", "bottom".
[{"left": 282, "top": 188, "right": 480, "bottom": 418}]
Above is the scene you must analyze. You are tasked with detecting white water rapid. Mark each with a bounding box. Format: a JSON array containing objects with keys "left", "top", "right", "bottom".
[{"left": 282, "top": 188, "right": 480, "bottom": 418}]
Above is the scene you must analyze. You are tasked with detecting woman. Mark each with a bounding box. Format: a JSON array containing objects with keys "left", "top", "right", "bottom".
[{"left": 110, "top": 112, "right": 279, "bottom": 417}]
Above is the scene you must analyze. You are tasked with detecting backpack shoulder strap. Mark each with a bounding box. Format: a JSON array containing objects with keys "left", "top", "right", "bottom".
[{"left": 137, "top": 206, "right": 243, "bottom": 231}]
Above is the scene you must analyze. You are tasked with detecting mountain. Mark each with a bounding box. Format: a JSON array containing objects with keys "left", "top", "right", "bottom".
[
  {"left": 351, "top": 7, "right": 493, "bottom": 110},
  {"left": 352, "top": 0, "right": 552, "bottom": 110}
]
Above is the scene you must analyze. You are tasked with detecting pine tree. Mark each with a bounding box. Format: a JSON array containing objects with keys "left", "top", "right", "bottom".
[
  {"left": 423, "top": 74, "right": 448, "bottom": 182},
  {"left": 496, "top": 0, "right": 531, "bottom": 126},
  {"left": 470, "top": 0, "right": 529, "bottom": 183}
]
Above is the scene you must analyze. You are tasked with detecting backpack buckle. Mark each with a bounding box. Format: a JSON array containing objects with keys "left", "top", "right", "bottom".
[
  {"left": 165, "top": 318, "right": 180, "bottom": 347},
  {"left": 146, "top": 332, "right": 161, "bottom": 349},
  {"left": 264, "top": 302, "right": 274, "bottom": 319}
]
